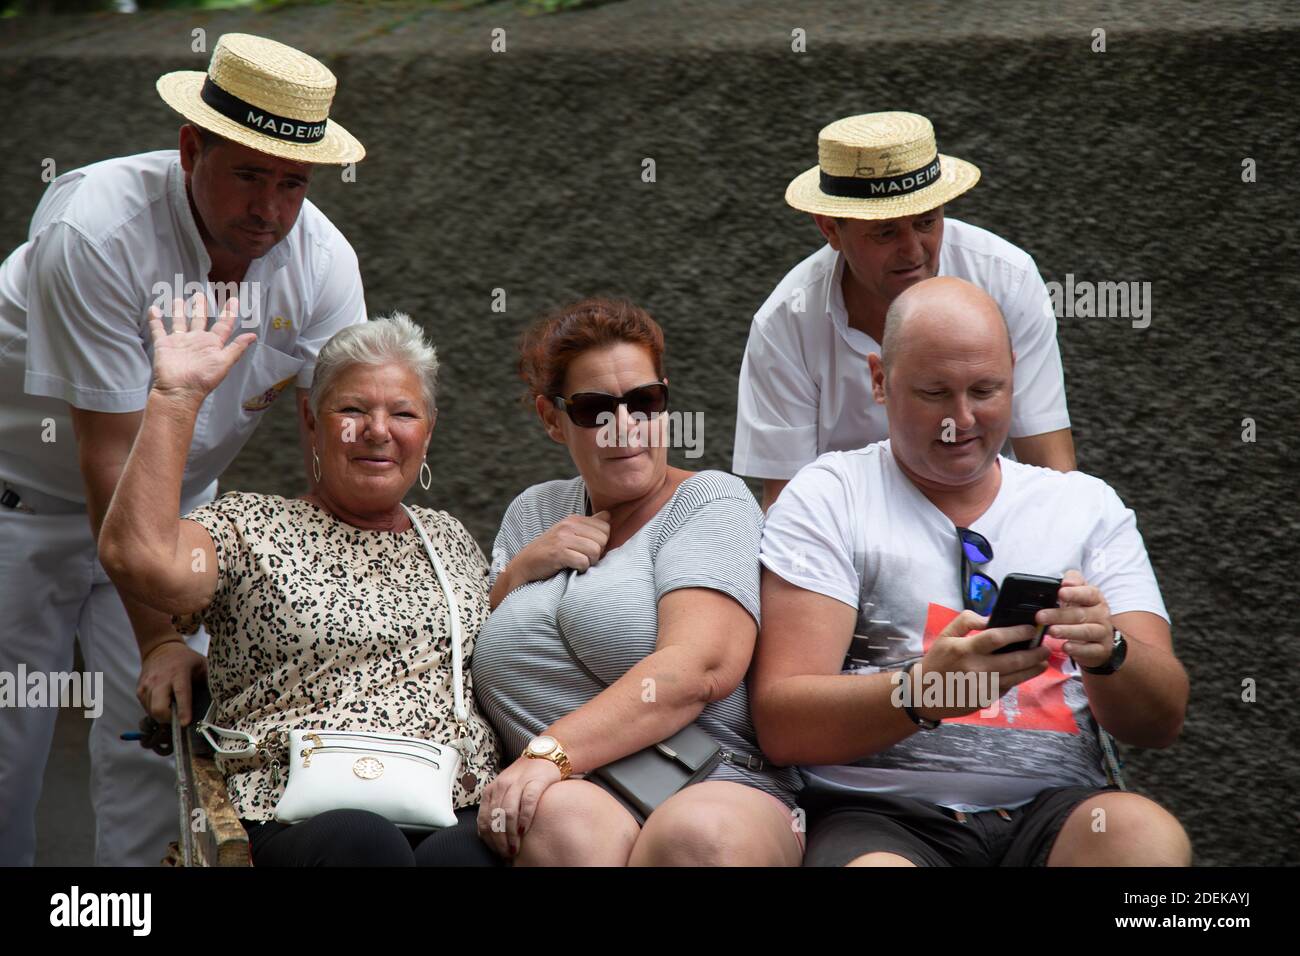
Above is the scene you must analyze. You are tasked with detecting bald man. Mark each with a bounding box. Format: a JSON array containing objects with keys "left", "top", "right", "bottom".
[{"left": 749, "top": 277, "right": 1190, "bottom": 867}]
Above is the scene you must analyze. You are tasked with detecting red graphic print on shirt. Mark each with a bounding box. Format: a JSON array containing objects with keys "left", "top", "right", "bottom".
[{"left": 921, "top": 602, "right": 1078, "bottom": 733}]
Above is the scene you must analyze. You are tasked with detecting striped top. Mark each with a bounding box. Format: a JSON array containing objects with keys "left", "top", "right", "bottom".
[{"left": 471, "top": 470, "right": 801, "bottom": 807}]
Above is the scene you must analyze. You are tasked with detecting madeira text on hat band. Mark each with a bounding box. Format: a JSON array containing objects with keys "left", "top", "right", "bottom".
[
  {"left": 819, "top": 155, "right": 943, "bottom": 199},
  {"left": 199, "top": 77, "right": 328, "bottom": 145}
]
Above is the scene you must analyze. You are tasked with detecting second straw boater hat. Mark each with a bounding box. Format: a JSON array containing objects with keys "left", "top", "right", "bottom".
[
  {"left": 157, "top": 33, "right": 364, "bottom": 165},
  {"left": 785, "top": 111, "right": 979, "bottom": 220}
]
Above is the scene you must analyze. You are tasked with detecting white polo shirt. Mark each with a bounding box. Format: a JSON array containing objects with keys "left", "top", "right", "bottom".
[
  {"left": 733, "top": 218, "right": 1071, "bottom": 480},
  {"left": 0, "top": 150, "right": 367, "bottom": 504}
]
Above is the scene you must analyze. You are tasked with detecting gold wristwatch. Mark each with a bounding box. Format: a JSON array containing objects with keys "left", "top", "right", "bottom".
[{"left": 522, "top": 735, "right": 573, "bottom": 780}]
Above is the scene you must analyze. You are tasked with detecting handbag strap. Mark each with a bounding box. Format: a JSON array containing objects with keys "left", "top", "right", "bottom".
[
  {"left": 557, "top": 574, "right": 611, "bottom": 692},
  {"left": 402, "top": 505, "right": 472, "bottom": 748},
  {"left": 197, "top": 505, "right": 477, "bottom": 761},
  {"left": 196, "top": 702, "right": 258, "bottom": 758}
]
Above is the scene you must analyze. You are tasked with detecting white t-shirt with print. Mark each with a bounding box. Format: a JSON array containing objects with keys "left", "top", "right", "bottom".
[
  {"left": 733, "top": 218, "right": 1070, "bottom": 480},
  {"left": 0, "top": 150, "right": 366, "bottom": 503},
  {"left": 759, "top": 440, "right": 1167, "bottom": 811}
]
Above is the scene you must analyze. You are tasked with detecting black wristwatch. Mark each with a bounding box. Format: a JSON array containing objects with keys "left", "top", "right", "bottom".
[
  {"left": 901, "top": 661, "right": 942, "bottom": 730},
  {"left": 1083, "top": 629, "right": 1128, "bottom": 675}
]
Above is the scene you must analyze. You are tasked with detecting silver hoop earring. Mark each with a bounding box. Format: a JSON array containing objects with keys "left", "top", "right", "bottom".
[
  {"left": 419, "top": 460, "right": 432, "bottom": 491},
  {"left": 312, "top": 449, "right": 321, "bottom": 483}
]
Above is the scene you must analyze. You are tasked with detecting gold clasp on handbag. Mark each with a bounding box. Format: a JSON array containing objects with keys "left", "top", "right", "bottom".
[{"left": 301, "top": 732, "right": 323, "bottom": 767}]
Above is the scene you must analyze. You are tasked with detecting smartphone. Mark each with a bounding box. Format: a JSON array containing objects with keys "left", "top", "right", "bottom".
[{"left": 987, "top": 573, "right": 1062, "bottom": 654}]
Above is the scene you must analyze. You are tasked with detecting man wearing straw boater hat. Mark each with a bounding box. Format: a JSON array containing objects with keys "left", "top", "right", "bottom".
[
  {"left": 734, "top": 112, "right": 1075, "bottom": 509},
  {"left": 0, "top": 34, "right": 366, "bottom": 865}
]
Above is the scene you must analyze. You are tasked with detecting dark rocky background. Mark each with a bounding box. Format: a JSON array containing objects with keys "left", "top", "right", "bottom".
[{"left": 2, "top": 0, "right": 1296, "bottom": 865}]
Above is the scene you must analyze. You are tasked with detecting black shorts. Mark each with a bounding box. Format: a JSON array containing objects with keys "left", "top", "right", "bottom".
[{"left": 801, "top": 785, "right": 1118, "bottom": 867}]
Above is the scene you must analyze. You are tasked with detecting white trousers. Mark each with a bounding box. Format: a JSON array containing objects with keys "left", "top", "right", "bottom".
[{"left": 0, "top": 490, "right": 211, "bottom": 866}]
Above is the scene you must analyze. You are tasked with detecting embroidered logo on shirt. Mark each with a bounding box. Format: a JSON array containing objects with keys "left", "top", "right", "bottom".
[{"left": 242, "top": 374, "right": 297, "bottom": 412}]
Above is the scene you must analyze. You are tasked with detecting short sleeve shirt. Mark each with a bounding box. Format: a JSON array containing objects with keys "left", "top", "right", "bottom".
[
  {"left": 733, "top": 218, "right": 1071, "bottom": 479},
  {"left": 472, "top": 470, "right": 802, "bottom": 807},
  {"left": 759, "top": 441, "right": 1167, "bottom": 811},
  {"left": 175, "top": 492, "right": 501, "bottom": 822},
  {"left": 0, "top": 150, "right": 367, "bottom": 502}
]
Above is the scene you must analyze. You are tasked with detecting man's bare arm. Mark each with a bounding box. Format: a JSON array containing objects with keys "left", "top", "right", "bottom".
[
  {"left": 1011, "top": 427, "right": 1076, "bottom": 472},
  {"left": 751, "top": 569, "right": 1051, "bottom": 766},
  {"left": 1076, "top": 609, "right": 1187, "bottom": 749},
  {"left": 749, "top": 568, "right": 920, "bottom": 765},
  {"left": 761, "top": 479, "right": 790, "bottom": 513}
]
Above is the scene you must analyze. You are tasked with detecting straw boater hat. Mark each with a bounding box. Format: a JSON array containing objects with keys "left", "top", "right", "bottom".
[
  {"left": 786, "top": 111, "right": 979, "bottom": 220},
  {"left": 157, "top": 33, "right": 364, "bottom": 165}
]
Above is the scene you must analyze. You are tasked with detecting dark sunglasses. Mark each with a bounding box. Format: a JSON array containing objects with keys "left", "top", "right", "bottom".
[
  {"left": 957, "top": 527, "right": 999, "bottom": 615},
  {"left": 551, "top": 381, "right": 668, "bottom": 428}
]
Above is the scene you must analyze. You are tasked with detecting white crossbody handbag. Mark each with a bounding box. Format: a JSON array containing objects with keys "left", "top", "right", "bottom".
[{"left": 196, "top": 504, "right": 477, "bottom": 832}]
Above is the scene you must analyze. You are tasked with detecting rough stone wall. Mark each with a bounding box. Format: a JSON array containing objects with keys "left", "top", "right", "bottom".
[{"left": 2, "top": 1, "right": 1296, "bottom": 865}]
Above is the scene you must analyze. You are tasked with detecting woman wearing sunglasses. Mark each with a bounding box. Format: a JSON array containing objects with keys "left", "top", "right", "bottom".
[{"left": 472, "top": 296, "right": 803, "bottom": 865}]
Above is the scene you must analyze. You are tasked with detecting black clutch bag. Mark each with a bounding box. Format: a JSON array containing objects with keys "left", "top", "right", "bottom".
[
  {"left": 557, "top": 629, "right": 761, "bottom": 819},
  {"left": 592, "top": 724, "right": 723, "bottom": 820}
]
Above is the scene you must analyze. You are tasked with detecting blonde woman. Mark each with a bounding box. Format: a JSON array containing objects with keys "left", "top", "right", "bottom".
[{"left": 100, "top": 298, "right": 500, "bottom": 866}]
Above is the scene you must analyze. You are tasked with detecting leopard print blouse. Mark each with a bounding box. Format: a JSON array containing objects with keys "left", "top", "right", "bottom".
[{"left": 173, "top": 492, "right": 501, "bottom": 822}]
